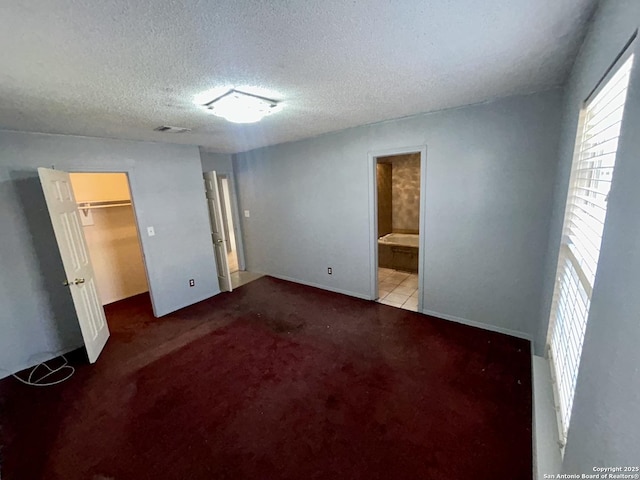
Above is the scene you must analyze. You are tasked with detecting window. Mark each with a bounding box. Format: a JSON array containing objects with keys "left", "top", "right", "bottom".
[{"left": 547, "top": 54, "right": 634, "bottom": 447}]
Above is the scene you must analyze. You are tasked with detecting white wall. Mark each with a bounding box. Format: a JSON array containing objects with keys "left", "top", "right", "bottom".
[
  {"left": 234, "top": 90, "right": 563, "bottom": 339},
  {"left": 537, "top": 0, "right": 640, "bottom": 472},
  {"left": 0, "top": 130, "right": 220, "bottom": 378},
  {"left": 81, "top": 206, "right": 149, "bottom": 305},
  {"left": 70, "top": 172, "right": 132, "bottom": 203}
]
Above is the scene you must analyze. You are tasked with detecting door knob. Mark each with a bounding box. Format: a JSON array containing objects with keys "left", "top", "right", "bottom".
[
  {"left": 63, "top": 280, "right": 72, "bottom": 286},
  {"left": 74, "top": 278, "right": 85, "bottom": 285},
  {"left": 215, "top": 239, "right": 223, "bottom": 244}
]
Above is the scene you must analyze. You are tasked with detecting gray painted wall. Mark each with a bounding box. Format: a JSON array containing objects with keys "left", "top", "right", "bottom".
[
  {"left": 200, "top": 151, "right": 233, "bottom": 174},
  {"left": 234, "top": 89, "right": 563, "bottom": 339},
  {"left": 0, "top": 130, "right": 220, "bottom": 378},
  {"left": 536, "top": 0, "right": 640, "bottom": 472}
]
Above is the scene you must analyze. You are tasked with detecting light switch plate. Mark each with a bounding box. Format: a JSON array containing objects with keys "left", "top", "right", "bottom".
[
  {"left": 244, "top": 210, "right": 250, "bottom": 218},
  {"left": 147, "top": 226, "right": 155, "bottom": 236}
]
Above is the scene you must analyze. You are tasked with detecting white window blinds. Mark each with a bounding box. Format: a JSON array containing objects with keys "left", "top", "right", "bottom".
[{"left": 548, "top": 54, "right": 634, "bottom": 446}]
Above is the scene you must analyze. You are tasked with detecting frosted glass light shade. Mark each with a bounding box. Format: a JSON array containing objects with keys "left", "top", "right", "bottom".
[{"left": 203, "top": 89, "right": 280, "bottom": 124}]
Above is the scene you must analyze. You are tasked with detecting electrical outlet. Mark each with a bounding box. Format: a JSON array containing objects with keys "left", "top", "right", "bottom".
[
  {"left": 189, "top": 279, "right": 195, "bottom": 287},
  {"left": 327, "top": 267, "right": 332, "bottom": 275}
]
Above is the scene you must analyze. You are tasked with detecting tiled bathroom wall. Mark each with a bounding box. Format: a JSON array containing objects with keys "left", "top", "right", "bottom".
[
  {"left": 378, "top": 153, "right": 421, "bottom": 233},
  {"left": 392, "top": 153, "right": 420, "bottom": 232},
  {"left": 376, "top": 163, "right": 393, "bottom": 236}
]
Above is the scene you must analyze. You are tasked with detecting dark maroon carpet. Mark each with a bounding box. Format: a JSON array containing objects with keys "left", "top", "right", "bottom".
[{"left": 0, "top": 276, "right": 532, "bottom": 479}]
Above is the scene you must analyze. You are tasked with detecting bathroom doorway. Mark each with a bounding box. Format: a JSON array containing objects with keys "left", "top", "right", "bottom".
[{"left": 369, "top": 147, "right": 426, "bottom": 312}]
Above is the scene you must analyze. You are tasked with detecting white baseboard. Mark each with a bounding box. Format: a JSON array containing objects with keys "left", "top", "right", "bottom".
[
  {"left": 268, "top": 274, "right": 372, "bottom": 301},
  {"left": 420, "top": 308, "right": 533, "bottom": 342},
  {"left": 267, "top": 274, "right": 532, "bottom": 342}
]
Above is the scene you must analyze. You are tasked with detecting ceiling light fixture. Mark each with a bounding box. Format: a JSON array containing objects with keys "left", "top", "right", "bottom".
[{"left": 199, "top": 89, "right": 281, "bottom": 124}]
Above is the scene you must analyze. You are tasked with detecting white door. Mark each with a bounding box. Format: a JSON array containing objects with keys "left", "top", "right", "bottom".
[
  {"left": 37, "top": 167, "right": 109, "bottom": 362},
  {"left": 204, "top": 171, "right": 232, "bottom": 292}
]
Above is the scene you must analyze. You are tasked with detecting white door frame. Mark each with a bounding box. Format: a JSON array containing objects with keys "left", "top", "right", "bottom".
[
  {"left": 67, "top": 167, "right": 157, "bottom": 316},
  {"left": 367, "top": 145, "right": 428, "bottom": 312},
  {"left": 216, "top": 172, "right": 246, "bottom": 271},
  {"left": 204, "top": 171, "right": 233, "bottom": 292}
]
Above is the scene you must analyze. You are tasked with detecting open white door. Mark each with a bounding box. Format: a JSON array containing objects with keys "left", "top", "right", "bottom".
[
  {"left": 37, "top": 167, "right": 109, "bottom": 362},
  {"left": 204, "top": 171, "right": 232, "bottom": 292}
]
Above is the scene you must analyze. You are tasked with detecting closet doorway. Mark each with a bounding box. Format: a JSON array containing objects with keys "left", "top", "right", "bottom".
[{"left": 69, "top": 172, "right": 150, "bottom": 308}]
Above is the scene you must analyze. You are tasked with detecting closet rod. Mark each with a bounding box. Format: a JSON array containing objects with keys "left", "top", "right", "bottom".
[{"left": 78, "top": 200, "right": 132, "bottom": 213}]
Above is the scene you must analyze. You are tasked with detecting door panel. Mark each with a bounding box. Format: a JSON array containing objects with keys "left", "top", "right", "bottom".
[
  {"left": 38, "top": 167, "right": 109, "bottom": 362},
  {"left": 203, "top": 171, "right": 232, "bottom": 292}
]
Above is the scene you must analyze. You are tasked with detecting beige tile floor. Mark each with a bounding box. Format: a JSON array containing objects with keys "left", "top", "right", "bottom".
[
  {"left": 230, "top": 270, "right": 263, "bottom": 289},
  {"left": 227, "top": 248, "right": 239, "bottom": 274},
  {"left": 377, "top": 268, "right": 419, "bottom": 311}
]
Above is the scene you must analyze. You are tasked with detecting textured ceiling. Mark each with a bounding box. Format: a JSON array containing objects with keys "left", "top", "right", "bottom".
[{"left": 0, "top": 0, "right": 598, "bottom": 154}]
